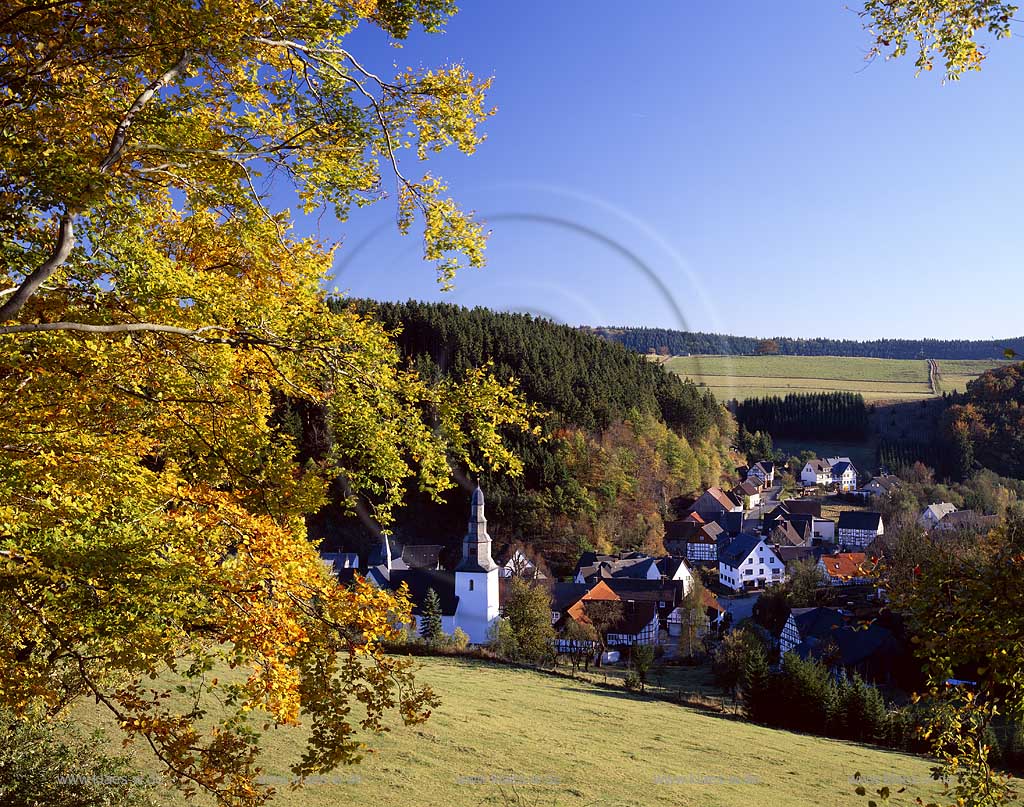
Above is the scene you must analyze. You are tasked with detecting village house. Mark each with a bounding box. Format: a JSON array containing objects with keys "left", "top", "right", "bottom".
[
  {"left": 828, "top": 458, "right": 858, "bottom": 492},
  {"left": 732, "top": 479, "right": 762, "bottom": 509},
  {"left": 573, "top": 551, "right": 661, "bottom": 584},
  {"left": 800, "top": 457, "right": 859, "bottom": 491},
  {"left": 858, "top": 475, "right": 901, "bottom": 500},
  {"left": 689, "top": 486, "right": 743, "bottom": 520},
  {"left": 933, "top": 510, "right": 1000, "bottom": 535},
  {"left": 918, "top": 502, "right": 957, "bottom": 531},
  {"left": 663, "top": 512, "right": 725, "bottom": 564},
  {"left": 718, "top": 534, "right": 785, "bottom": 591},
  {"left": 836, "top": 510, "right": 884, "bottom": 549},
  {"left": 800, "top": 459, "right": 833, "bottom": 488},
  {"left": 747, "top": 460, "right": 776, "bottom": 488}
]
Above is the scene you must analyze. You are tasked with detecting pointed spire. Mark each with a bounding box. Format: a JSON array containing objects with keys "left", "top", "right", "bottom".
[{"left": 457, "top": 484, "right": 497, "bottom": 573}]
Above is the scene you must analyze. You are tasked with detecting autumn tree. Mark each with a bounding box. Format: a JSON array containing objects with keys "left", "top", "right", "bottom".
[
  {"left": 502, "top": 577, "right": 555, "bottom": 665},
  {"left": 0, "top": 3, "right": 539, "bottom": 805}
]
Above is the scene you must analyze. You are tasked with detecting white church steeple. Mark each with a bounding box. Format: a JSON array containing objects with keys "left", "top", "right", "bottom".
[{"left": 453, "top": 484, "right": 499, "bottom": 642}]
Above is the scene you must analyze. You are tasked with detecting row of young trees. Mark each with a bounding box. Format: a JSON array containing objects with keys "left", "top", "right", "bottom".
[
  {"left": 735, "top": 391, "right": 869, "bottom": 440},
  {"left": 589, "top": 327, "right": 1023, "bottom": 361}
]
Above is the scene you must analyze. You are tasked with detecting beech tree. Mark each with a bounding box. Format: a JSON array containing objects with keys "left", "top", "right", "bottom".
[{"left": 0, "top": 3, "right": 539, "bottom": 805}]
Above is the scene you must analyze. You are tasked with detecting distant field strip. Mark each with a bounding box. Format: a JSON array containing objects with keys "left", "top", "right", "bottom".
[
  {"left": 664, "top": 355, "right": 936, "bottom": 402},
  {"left": 665, "top": 355, "right": 930, "bottom": 382},
  {"left": 935, "top": 359, "right": 1011, "bottom": 394}
]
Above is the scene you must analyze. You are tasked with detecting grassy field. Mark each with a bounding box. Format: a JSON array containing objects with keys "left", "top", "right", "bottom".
[
  {"left": 77, "top": 656, "right": 942, "bottom": 807},
  {"left": 934, "top": 358, "right": 1011, "bottom": 394},
  {"left": 660, "top": 354, "right": 1006, "bottom": 403}
]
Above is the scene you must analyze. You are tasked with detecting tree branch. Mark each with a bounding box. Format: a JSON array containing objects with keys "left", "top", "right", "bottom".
[
  {"left": 0, "top": 213, "right": 74, "bottom": 322},
  {"left": 1, "top": 51, "right": 192, "bottom": 322},
  {"left": 98, "top": 50, "right": 193, "bottom": 173}
]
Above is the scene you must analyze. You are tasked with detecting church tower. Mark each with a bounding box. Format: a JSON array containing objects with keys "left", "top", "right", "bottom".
[{"left": 454, "top": 485, "right": 499, "bottom": 644}]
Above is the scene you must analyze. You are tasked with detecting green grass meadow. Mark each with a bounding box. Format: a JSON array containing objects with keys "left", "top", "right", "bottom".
[
  {"left": 77, "top": 656, "right": 942, "bottom": 807},
  {"left": 660, "top": 354, "right": 1007, "bottom": 403}
]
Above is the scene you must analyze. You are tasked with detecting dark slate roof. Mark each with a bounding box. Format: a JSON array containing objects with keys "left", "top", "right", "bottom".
[
  {"left": 783, "top": 499, "right": 822, "bottom": 518},
  {"left": 714, "top": 511, "right": 745, "bottom": 537},
  {"left": 837, "top": 511, "right": 883, "bottom": 531},
  {"left": 791, "top": 607, "right": 846, "bottom": 641},
  {"left": 831, "top": 461, "right": 853, "bottom": 477},
  {"left": 402, "top": 544, "right": 443, "bottom": 569},
  {"left": 388, "top": 569, "right": 459, "bottom": 616},
  {"left": 719, "top": 533, "right": 763, "bottom": 568},
  {"left": 550, "top": 582, "right": 590, "bottom": 614},
  {"left": 775, "top": 545, "right": 823, "bottom": 565},
  {"left": 752, "top": 461, "right": 775, "bottom": 474}
]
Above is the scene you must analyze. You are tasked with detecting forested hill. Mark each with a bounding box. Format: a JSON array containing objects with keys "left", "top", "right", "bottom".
[
  {"left": 314, "top": 300, "right": 736, "bottom": 571},
  {"left": 588, "top": 326, "right": 1024, "bottom": 360},
  {"left": 359, "top": 300, "right": 723, "bottom": 442}
]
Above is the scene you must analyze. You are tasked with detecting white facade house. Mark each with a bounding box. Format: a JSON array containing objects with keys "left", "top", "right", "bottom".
[
  {"left": 718, "top": 534, "right": 784, "bottom": 592},
  {"left": 801, "top": 459, "right": 832, "bottom": 488},
  {"left": 828, "top": 459, "right": 858, "bottom": 492}
]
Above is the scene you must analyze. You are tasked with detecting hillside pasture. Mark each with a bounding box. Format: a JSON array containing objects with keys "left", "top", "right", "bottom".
[
  {"left": 75, "top": 656, "right": 942, "bottom": 807},
  {"left": 934, "top": 358, "right": 1013, "bottom": 394},
  {"left": 662, "top": 354, "right": 993, "bottom": 403}
]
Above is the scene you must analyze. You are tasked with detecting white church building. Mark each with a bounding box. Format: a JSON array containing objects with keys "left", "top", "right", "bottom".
[{"left": 365, "top": 486, "right": 499, "bottom": 644}]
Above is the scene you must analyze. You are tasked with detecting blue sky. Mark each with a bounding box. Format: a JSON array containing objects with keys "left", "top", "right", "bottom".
[{"left": 287, "top": 1, "right": 1024, "bottom": 340}]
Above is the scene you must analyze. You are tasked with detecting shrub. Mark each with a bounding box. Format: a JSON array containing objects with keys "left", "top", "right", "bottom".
[
  {"left": 451, "top": 627, "right": 470, "bottom": 651},
  {"left": 0, "top": 709, "right": 155, "bottom": 807}
]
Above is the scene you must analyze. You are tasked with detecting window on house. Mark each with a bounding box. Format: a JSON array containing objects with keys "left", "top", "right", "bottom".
[{"left": 469, "top": 580, "right": 474, "bottom": 591}]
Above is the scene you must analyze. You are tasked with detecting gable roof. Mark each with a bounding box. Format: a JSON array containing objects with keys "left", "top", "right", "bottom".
[
  {"left": 656, "top": 556, "right": 691, "bottom": 580},
  {"left": 804, "top": 459, "right": 830, "bottom": 473},
  {"left": 719, "top": 533, "right": 764, "bottom": 568},
  {"left": 770, "top": 520, "right": 805, "bottom": 547},
  {"left": 921, "top": 502, "right": 957, "bottom": 522},
  {"left": 830, "top": 461, "right": 854, "bottom": 477},
  {"left": 837, "top": 511, "right": 883, "bottom": 532},
  {"left": 733, "top": 479, "right": 760, "bottom": 497},
  {"left": 609, "top": 601, "right": 660, "bottom": 637},
  {"left": 751, "top": 460, "right": 775, "bottom": 475},
  {"left": 864, "top": 475, "right": 900, "bottom": 493},
  {"left": 700, "top": 486, "right": 740, "bottom": 511}
]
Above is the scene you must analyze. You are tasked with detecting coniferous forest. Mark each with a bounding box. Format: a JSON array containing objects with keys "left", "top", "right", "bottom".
[
  {"left": 309, "top": 301, "right": 737, "bottom": 571},
  {"left": 590, "top": 326, "right": 1024, "bottom": 361},
  {"left": 734, "top": 392, "right": 870, "bottom": 441}
]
